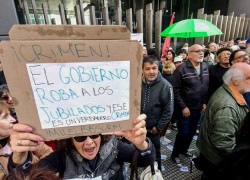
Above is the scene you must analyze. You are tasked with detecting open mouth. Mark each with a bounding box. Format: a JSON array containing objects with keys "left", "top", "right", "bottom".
[{"left": 84, "top": 147, "right": 95, "bottom": 155}]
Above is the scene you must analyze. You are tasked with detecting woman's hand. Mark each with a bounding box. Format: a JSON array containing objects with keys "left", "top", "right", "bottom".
[
  {"left": 114, "top": 114, "right": 148, "bottom": 151},
  {"left": 10, "top": 124, "right": 44, "bottom": 164}
]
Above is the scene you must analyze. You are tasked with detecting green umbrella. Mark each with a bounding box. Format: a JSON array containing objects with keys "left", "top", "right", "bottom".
[{"left": 159, "top": 19, "right": 223, "bottom": 38}]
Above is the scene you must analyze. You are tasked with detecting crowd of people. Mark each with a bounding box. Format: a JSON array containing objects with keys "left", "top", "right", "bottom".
[
  {"left": 142, "top": 37, "right": 250, "bottom": 179},
  {"left": 0, "top": 36, "right": 250, "bottom": 179}
]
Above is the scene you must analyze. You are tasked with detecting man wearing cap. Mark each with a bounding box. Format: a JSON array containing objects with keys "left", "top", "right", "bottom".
[
  {"left": 208, "top": 47, "right": 232, "bottom": 98},
  {"left": 171, "top": 44, "right": 209, "bottom": 167},
  {"left": 197, "top": 63, "right": 250, "bottom": 179},
  {"left": 173, "top": 56, "right": 183, "bottom": 68}
]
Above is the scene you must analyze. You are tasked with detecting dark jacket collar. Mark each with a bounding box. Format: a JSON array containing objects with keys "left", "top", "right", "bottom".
[
  {"left": 143, "top": 72, "right": 162, "bottom": 86},
  {"left": 186, "top": 60, "right": 207, "bottom": 70}
]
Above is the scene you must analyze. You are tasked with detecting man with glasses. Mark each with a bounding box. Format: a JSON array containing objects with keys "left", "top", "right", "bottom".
[
  {"left": 171, "top": 44, "right": 209, "bottom": 167},
  {"left": 229, "top": 50, "right": 250, "bottom": 65},
  {"left": 208, "top": 47, "right": 232, "bottom": 98}
]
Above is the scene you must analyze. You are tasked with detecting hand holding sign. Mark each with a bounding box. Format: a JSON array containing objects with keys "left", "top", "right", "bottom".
[
  {"left": 10, "top": 124, "right": 44, "bottom": 165},
  {"left": 0, "top": 25, "right": 142, "bottom": 140},
  {"left": 114, "top": 114, "right": 148, "bottom": 151}
]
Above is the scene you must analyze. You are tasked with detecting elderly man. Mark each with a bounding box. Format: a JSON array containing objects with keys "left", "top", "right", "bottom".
[
  {"left": 197, "top": 63, "right": 250, "bottom": 179},
  {"left": 229, "top": 49, "right": 250, "bottom": 65},
  {"left": 208, "top": 47, "right": 232, "bottom": 98},
  {"left": 171, "top": 44, "right": 209, "bottom": 167},
  {"left": 141, "top": 55, "right": 174, "bottom": 169}
]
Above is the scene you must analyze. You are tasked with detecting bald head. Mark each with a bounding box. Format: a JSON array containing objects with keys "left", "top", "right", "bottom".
[
  {"left": 188, "top": 44, "right": 204, "bottom": 63},
  {"left": 188, "top": 44, "right": 203, "bottom": 54}
]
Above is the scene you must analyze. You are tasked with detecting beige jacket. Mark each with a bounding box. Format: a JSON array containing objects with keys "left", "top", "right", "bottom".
[{"left": 0, "top": 142, "right": 53, "bottom": 179}]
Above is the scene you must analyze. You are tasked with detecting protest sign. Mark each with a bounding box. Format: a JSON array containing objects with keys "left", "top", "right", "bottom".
[{"left": 0, "top": 25, "right": 142, "bottom": 140}]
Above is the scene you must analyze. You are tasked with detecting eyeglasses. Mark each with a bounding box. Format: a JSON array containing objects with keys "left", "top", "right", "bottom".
[
  {"left": 190, "top": 49, "right": 204, "bottom": 53},
  {"left": 73, "top": 134, "right": 100, "bottom": 142},
  {"left": 1, "top": 96, "right": 9, "bottom": 101},
  {"left": 234, "top": 54, "right": 248, "bottom": 60},
  {"left": 219, "top": 53, "right": 231, "bottom": 57}
]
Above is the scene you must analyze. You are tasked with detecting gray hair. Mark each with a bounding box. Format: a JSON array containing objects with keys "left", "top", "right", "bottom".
[{"left": 223, "top": 68, "right": 244, "bottom": 84}]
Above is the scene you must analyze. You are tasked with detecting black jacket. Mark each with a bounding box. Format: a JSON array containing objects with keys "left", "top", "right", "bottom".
[
  {"left": 173, "top": 60, "right": 209, "bottom": 110},
  {"left": 208, "top": 63, "right": 229, "bottom": 99},
  {"left": 141, "top": 73, "right": 174, "bottom": 131},
  {"left": 8, "top": 137, "right": 155, "bottom": 179}
]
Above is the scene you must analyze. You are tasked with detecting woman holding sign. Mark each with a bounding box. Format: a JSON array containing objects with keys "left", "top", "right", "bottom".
[{"left": 8, "top": 114, "right": 154, "bottom": 179}]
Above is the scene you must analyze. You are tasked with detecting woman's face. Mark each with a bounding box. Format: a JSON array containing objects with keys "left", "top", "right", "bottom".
[
  {"left": 0, "top": 110, "right": 16, "bottom": 139},
  {"left": 73, "top": 135, "right": 101, "bottom": 160},
  {"left": 167, "top": 52, "right": 173, "bottom": 60},
  {"left": 1, "top": 92, "right": 14, "bottom": 108}
]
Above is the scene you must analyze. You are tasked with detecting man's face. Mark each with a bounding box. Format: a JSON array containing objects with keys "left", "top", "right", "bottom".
[
  {"left": 238, "top": 69, "right": 250, "bottom": 94},
  {"left": 238, "top": 41, "right": 246, "bottom": 48},
  {"left": 218, "top": 51, "right": 231, "bottom": 65},
  {"left": 209, "top": 43, "right": 217, "bottom": 53},
  {"left": 232, "top": 51, "right": 250, "bottom": 64},
  {"left": 188, "top": 45, "right": 204, "bottom": 63},
  {"left": 143, "top": 62, "right": 158, "bottom": 83}
]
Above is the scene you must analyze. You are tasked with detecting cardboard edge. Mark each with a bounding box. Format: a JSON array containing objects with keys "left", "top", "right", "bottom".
[{"left": 9, "top": 25, "right": 131, "bottom": 41}]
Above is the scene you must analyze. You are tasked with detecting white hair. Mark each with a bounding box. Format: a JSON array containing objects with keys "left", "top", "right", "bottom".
[{"left": 223, "top": 68, "right": 244, "bottom": 85}]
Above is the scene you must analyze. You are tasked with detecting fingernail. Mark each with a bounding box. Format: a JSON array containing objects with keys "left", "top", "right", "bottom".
[
  {"left": 39, "top": 138, "right": 44, "bottom": 142},
  {"left": 36, "top": 146, "right": 40, "bottom": 150},
  {"left": 27, "top": 127, "right": 33, "bottom": 132}
]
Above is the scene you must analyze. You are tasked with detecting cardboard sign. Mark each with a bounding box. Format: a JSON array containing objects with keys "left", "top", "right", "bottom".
[{"left": 0, "top": 25, "right": 142, "bottom": 140}]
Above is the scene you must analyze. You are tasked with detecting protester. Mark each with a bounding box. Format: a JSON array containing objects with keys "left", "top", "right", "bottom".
[
  {"left": 160, "top": 61, "right": 176, "bottom": 145},
  {"left": 141, "top": 55, "right": 174, "bottom": 169},
  {"left": 162, "top": 61, "right": 175, "bottom": 85},
  {"left": 171, "top": 44, "right": 209, "bottom": 167},
  {"left": 203, "top": 49, "right": 213, "bottom": 69},
  {"left": 235, "top": 37, "right": 242, "bottom": 45},
  {"left": 177, "top": 49, "right": 188, "bottom": 61},
  {"left": 0, "top": 85, "right": 17, "bottom": 122},
  {"left": 165, "top": 50, "right": 175, "bottom": 63},
  {"left": 173, "top": 56, "right": 183, "bottom": 68},
  {"left": 229, "top": 49, "right": 250, "bottom": 65},
  {"left": 208, "top": 47, "right": 232, "bottom": 98},
  {"left": 218, "top": 42, "right": 224, "bottom": 49},
  {"left": 208, "top": 42, "right": 218, "bottom": 64},
  {"left": 197, "top": 63, "right": 250, "bottom": 179},
  {"left": 216, "top": 110, "right": 250, "bottom": 180},
  {"left": 8, "top": 114, "right": 155, "bottom": 179},
  {"left": 238, "top": 41, "right": 246, "bottom": 50},
  {"left": 181, "top": 43, "right": 189, "bottom": 52},
  {"left": 148, "top": 48, "right": 163, "bottom": 73},
  {"left": 226, "top": 40, "right": 234, "bottom": 48},
  {"left": 0, "top": 102, "right": 52, "bottom": 179},
  {"left": 4, "top": 165, "right": 60, "bottom": 180}
]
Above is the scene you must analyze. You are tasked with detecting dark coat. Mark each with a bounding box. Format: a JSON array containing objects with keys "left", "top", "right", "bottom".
[
  {"left": 173, "top": 60, "right": 209, "bottom": 110},
  {"left": 141, "top": 73, "right": 174, "bottom": 131}
]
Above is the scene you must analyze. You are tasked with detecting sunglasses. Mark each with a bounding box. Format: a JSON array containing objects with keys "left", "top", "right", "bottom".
[
  {"left": 1, "top": 96, "right": 9, "bottom": 101},
  {"left": 73, "top": 134, "right": 100, "bottom": 142}
]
